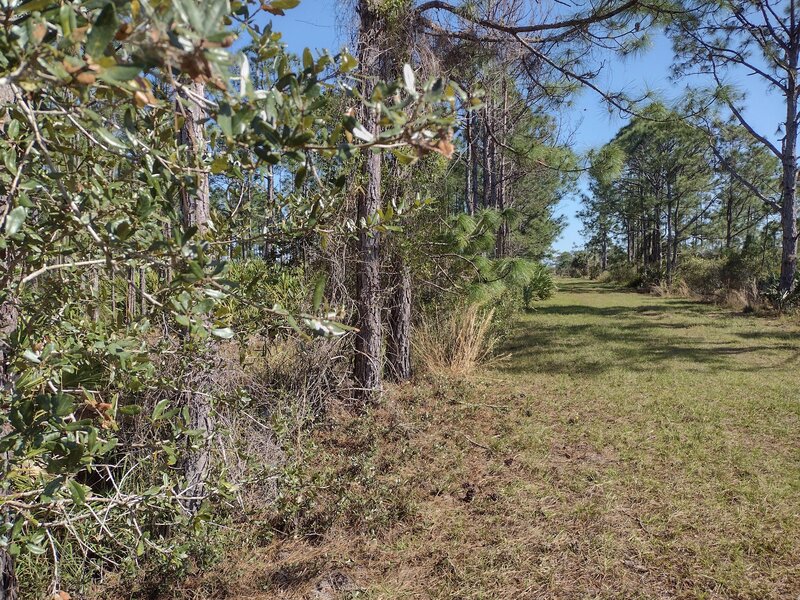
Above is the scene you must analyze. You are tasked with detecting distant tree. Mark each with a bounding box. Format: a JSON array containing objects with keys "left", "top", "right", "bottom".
[
  {"left": 587, "top": 104, "right": 713, "bottom": 283},
  {"left": 710, "top": 123, "right": 780, "bottom": 250},
  {"left": 672, "top": 0, "right": 800, "bottom": 292}
]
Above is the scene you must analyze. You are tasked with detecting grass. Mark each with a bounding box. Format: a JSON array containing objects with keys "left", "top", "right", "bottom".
[
  {"left": 176, "top": 279, "right": 800, "bottom": 599},
  {"left": 413, "top": 303, "right": 499, "bottom": 377}
]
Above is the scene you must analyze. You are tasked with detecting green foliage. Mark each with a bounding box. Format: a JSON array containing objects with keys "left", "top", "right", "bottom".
[
  {"left": 0, "top": 0, "right": 460, "bottom": 595},
  {"left": 677, "top": 256, "right": 726, "bottom": 296},
  {"left": 505, "top": 113, "right": 576, "bottom": 259},
  {"left": 675, "top": 242, "right": 776, "bottom": 298},
  {"left": 581, "top": 101, "right": 781, "bottom": 301},
  {"left": 522, "top": 264, "right": 556, "bottom": 308},
  {"left": 553, "top": 250, "right": 598, "bottom": 279},
  {"left": 223, "top": 260, "right": 309, "bottom": 334},
  {"left": 758, "top": 274, "right": 800, "bottom": 309},
  {"left": 605, "top": 262, "right": 640, "bottom": 287}
]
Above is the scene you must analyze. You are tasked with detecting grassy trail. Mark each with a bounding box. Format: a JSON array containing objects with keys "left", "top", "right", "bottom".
[
  {"left": 223, "top": 281, "right": 800, "bottom": 599},
  {"left": 471, "top": 279, "right": 800, "bottom": 599}
]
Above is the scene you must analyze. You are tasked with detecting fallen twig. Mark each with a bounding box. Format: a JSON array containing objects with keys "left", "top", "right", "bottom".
[{"left": 462, "top": 434, "right": 492, "bottom": 451}]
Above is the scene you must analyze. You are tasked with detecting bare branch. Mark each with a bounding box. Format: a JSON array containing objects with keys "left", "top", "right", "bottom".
[{"left": 416, "top": 0, "right": 641, "bottom": 36}]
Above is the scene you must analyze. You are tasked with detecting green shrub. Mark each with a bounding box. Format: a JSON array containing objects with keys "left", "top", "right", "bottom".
[
  {"left": 676, "top": 256, "right": 724, "bottom": 296},
  {"left": 222, "top": 260, "right": 309, "bottom": 334},
  {"left": 718, "top": 246, "right": 765, "bottom": 290},
  {"left": 605, "top": 262, "right": 639, "bottom": 287},
  {"left": 758, "top": 274, "right": 800, "bottom": 309},
  {"left": 596, "top": 270, "right": 613, "bottom": 283},
  {"left": 460, "top": 259, "right": 554, "bottom": 337},
  {"left": 678, "top": 250, "right": 766, "bottom": 298},
  {"left": 523, "top": 264, "right": 556, "bottom": 308}
]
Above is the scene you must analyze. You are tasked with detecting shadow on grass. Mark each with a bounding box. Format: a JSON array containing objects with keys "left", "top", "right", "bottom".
[
  {"left": 501, "top": 289, "right": 799, "bottom": 377},
  {"left": 554, "top": 280, "right": 623, "bottom": 295},
  {"left": 533, "top": 302, "right": 714, "bottom": 319}
]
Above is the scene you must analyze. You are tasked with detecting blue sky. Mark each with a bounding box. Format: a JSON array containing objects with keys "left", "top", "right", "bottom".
[{"left": 265, "top": 1, "right": 785, "bottom": 252}]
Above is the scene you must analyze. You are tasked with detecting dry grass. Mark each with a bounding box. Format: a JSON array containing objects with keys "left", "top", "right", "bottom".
[
  {"left": 649, "top": 277, "right": 774, "bottom": 317},
  {"left": 650, "top": 280, "right": 774, "bottom": 317},
  {"left": 717, "top": 282, "right": 769, "bottom": 314},
  {"left": 413, "top": 304, "right": 499, "bottom": 377},
  {"left": 721, "top": 287, "right": 751, "bottom": 311},
  {"left": 650, "top": 279, "right": 692, "bottom": 298}
]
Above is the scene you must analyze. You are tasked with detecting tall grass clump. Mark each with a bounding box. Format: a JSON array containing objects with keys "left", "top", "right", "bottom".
[{"left": 413, "top": 304, "right": 499, "bottom": 377}]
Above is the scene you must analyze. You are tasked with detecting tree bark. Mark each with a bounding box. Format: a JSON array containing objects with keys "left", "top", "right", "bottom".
[
  {"left": 181, "top": 372, "right": 213, "bottom": 514},
  {"left": 126, "top": 266, "right": 137, "bottom": 321},
  {"left": 651, "top": 206, "right": 662, "bottom": 267},
  {"left": 179, "top": 82, "right": 211, "bottom": 235},
  {"left": 471, "top": 111, "right": 480, "bottom": 214},
  {"left": 464, "top": 98, "right": 473, "bottom": 215},
  {"left": 488, "top": 122, "right": 498, "bottom": 210},
  {"left": 140, "top": 267, "right": 147, "bottom": 316},
  {"left": 386, "top": 260, "right": 411, "bottom": 382},
  {"left": 600, "top": 226, "right": 608, "bottom": 271},
  {"left": 482, "top": 107, "right": 491, "bottom": 209},
  {"left": 0, "top": 550, "right": 17, "bottom": 600},
  {"left": 354, "top": 1, "right": 384, "bottom": 402},
  {"left": 725, "top": 185, "right": 734, "bottom": 249},
  {"left": 666, "top": 185, "right": 673, "bottom": 285},
  {"left": 780, "top": 48, "right": 799, "bottom": 293},
  {"left": 495, "top": 78, "right": 509, "bottom": 257},
  {"left": 625, "top": 219, "right": 632, "bottom": 263},
  {"left": 0, "top": 283, "right": 19, "bottom": 600},
  {"left": 177, "top": 81, "right": 213, "bottom": 512}
]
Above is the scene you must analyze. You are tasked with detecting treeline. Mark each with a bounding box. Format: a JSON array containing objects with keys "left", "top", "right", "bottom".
[
  {"left": 577, "top": 1, "right": 800, "bottom": 306},
  {"left": 578, "top": 104, "right": 780, "bottom": 299},
  {"left": 4, "top": 0, "right": 797, "bottom": 596}
]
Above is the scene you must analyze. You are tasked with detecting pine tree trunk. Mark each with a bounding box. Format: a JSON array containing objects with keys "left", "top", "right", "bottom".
[
  {"left": 779, "top": 53, "right": 799, "bottom": 294},
  {"left": 179, "top": 82, "right": 211, "bottom": 234},
  {"left": 488, "top": 120, "right": 497, "bottom": 210},
  {"left": 665, "top": 187, "right": 673, "bottom": 285},
  {"left": 354, "top": 1, "right": 384, "bottom": 401},
  {"left": 726, "top": 186, "right": 734, "bottom": 249},
  {"left": 0, "top": 550, "right": 17, "bottom": 600},
  {"left": 126, "top": 266, "right": 137, "bottom": 322},
  {"left": 471, "top": 111, "right": 480, "bottom": 214},
  {"left": 140, "top": 267, "right": 147, "bottom": 316},
  {"left": 386, "top": 260, "right": 411, "bottom": 382},
  {"left": 0, "top": 288, "right": 19, "bottom": 600},
  {"left": 652, "top": 206, "right": 662, "bottom": 267},
  {"left": 495, "top": 80, "right": 510, "bottom": 257},
  {"left": 464, "top": 100, "right": 474, "bottom": 215},
  {"left": 182, "top": 374, "right": 213, "bottom": 513},
  {"left": 641, "top": 211, "right": 649, "bottom": 270},
  {"left": 625, "top": 220, "right": 632, "bottom": 263},
  {"left": 482, "top": 107, "right": 491, "bottom": 209},
  {"left": 601, "top": 228, "right": 608, "bottom": 271},
  {"left": 266, "top": 164, "right": 276, "bottom": 260}
]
